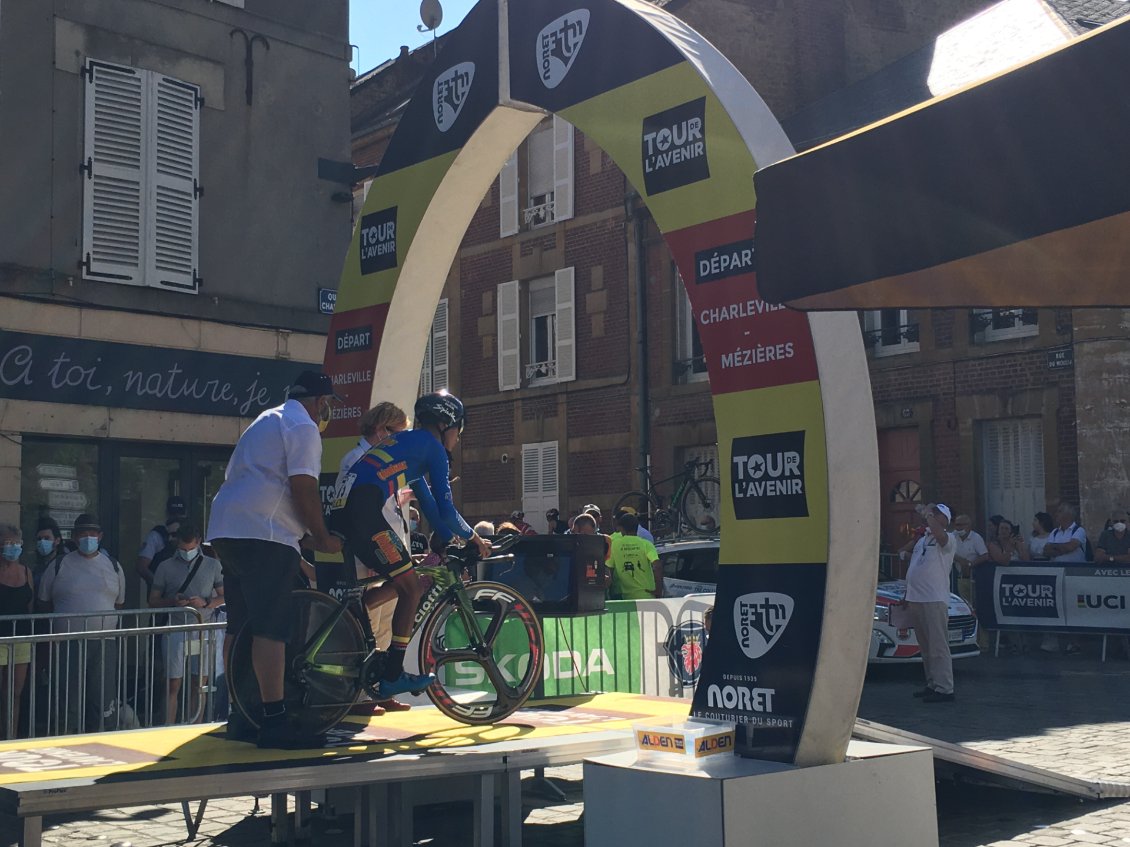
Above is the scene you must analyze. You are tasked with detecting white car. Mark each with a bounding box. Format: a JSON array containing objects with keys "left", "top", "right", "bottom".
[{"left": 656, "top": 537, "right": 980, "bottom": 664}]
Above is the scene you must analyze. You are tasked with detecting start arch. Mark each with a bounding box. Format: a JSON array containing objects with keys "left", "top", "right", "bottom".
[{"left": 324, "top": 0, "right": 877, "bottom": 765}]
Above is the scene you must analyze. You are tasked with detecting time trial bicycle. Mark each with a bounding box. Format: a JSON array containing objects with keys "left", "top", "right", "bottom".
[
  {"left": 227, "top": 534, "right": 543, "bottom": 733},
  {"left": 614, "top": 459, "right": 721, "bottom": 538}
]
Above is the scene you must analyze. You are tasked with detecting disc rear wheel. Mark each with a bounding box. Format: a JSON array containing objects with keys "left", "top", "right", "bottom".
[{"left": 229, "top": 589, "right": 367, "bottom": 735}]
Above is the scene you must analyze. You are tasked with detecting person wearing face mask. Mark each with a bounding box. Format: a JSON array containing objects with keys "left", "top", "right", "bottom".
[
  {"left": 207, "top": 371, "right": 343, "bottom": 748},
  {"left": 0, "top": 525, "right": 33, "bottom": 738},
  {"left": 148, "top": 524, "right": 223, "bottom": 724},
  {"left": 31, "top": 516, "right": 66, "bottom": 592},
  {"left": 1095, "top": 510, "right": 1130, "bottom": 566},
  {"left": 36, "top": 514, "right": 126, "bottom": 734}
]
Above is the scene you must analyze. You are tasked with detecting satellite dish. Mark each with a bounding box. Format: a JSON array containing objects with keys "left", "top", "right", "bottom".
[{"left": 419, "top": 0, "right": 443, "bottom": 32}]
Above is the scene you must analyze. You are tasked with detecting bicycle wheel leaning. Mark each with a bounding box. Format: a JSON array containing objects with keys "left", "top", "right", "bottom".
[
  {"left": 229, "top": 589, "right": 368, "bottom": 734},
  {"left": 613, "top": 491, "right": 671, "bottom": 537},
  {"left": 681, "top": 476, "right": 722, "bottom": 534},
  {"left": 419, "top": 581, "right": 543, "bottom": 725}
]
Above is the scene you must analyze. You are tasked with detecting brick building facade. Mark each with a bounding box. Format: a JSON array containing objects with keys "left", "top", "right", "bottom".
[{"left": 350, "top": 0, "right": 1126, "bottom": 544}]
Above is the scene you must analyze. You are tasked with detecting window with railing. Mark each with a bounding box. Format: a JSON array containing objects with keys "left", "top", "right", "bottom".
[
  {"left": 971, "top": 308, "right": 1038, "bottom": 343},
  {"left": 861, "top": 310, "right": 919, "bottom": 357}
]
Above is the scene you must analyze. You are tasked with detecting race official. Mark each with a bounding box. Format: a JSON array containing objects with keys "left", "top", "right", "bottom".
[
  {"left": 207, "top": 371, "right": 343, "bottom": 748},
  {"left": 902, "top": 503, "right": 956, "bottom": 703}
]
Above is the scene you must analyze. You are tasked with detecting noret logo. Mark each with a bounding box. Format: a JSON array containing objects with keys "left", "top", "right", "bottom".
[
  {"left": 537, "top": 10, "right": 590, "bottom": 89},
  {"left": 359, "top": 206, "right": 397, "bottom": 275},
  {"left": 641, "top": 98, "right": 709, "bottom": 195},
  {"left": 433, "top": 62, "right": 475, "bottom": 132},
  {"left": 733, "top": 592, "right": 794, "bottom": 659}
]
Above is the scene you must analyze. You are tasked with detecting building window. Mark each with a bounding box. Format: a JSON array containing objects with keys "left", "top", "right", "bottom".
[
  {"left": 419, "top": 299, "right": 449, "bottom": 394},
  {"left": 521, "top": 441, "right": 559, "bottom": 534},
  {"left": 81, "top": 60, "right": 201, "bottom": 292},
  {"left": 20, "top": 440, "right": 101, "bottom": 544},
  {"left": 972, "top": 309, "right": 1038, "bottom": 343},
  {"left": 981, "top": 418, "right": 1045, "bottom": 530},
  {"left": 674, "top": 273, "right": 707, "bottom": 383},
  {"left": 499, "top": 116, "right": 574, "bottom": 237},
  {"left": 862, "top": 310, "right": 919, "bottom": 357},
  {"left": 497, "top": 269, "right": 576, "bottom": 391}
]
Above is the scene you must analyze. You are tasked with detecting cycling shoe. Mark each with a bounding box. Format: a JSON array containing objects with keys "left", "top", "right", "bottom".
[{"left": 376, "top": 671, "right": 436, "bottom": 699}]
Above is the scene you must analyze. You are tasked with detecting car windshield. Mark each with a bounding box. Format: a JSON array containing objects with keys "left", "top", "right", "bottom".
[{"left": 661, "top": 546, "right": 719, "bottom": 583}]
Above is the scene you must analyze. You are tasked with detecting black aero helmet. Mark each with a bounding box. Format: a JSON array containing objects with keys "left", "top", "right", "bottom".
[{"left": 414, "top": 391, "right": 466, "bottom": 434}]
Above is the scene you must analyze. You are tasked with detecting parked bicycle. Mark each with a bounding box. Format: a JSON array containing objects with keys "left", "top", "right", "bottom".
[
  {"left": 227, "top": 534, "right": 543, "bottom": 733},
  {"left": 614, "top": 460, "right": 721, "bottom": 538}
]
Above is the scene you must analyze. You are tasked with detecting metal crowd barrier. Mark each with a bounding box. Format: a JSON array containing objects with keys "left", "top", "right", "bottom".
[{"left": 0, "top": 609, "right": 227, "bottom": 739}]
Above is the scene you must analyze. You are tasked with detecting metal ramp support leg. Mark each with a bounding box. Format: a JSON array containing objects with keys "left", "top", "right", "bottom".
[
  {"left": 20, "top": 816, "right": 42, "bottom": 847},
  {"left": 531, "top": 766, "right": 567, "bottom": 802},
  {"left": 295, "top": 791, "right": 312, "bottom": 841},
  {"left": 270, "top": 793, "right": 289, "bottom": 844},
  {"left": 181, "top": 799, "right": 208, "bottom": 840},
  {"left": 500, "top": 769, "right": 523, "bottom": 847}
]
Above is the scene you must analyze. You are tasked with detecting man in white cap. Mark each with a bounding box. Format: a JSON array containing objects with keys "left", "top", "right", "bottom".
[{"left": 901, "top": 502, "right": 957, "bottom": 703}]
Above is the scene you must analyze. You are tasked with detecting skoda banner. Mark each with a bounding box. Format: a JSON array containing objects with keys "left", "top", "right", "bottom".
[{"left": 326, "top": 0, "right": 876, "bottom": 765}]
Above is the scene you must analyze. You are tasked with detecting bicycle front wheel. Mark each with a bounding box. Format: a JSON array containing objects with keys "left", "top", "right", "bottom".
[
  {"left": 229, "top": 589, "right": 367, "bottom": 734},
  {"left": 419, "top": 581, "right": 543, "bottom": 725},
  {"left": 681, "top": 477, "right": 722, "bottom": 534}
]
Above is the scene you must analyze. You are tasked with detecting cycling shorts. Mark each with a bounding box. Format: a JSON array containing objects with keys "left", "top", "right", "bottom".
[{"left": 336, "top": 484, "right": 415, "bottom": 579}]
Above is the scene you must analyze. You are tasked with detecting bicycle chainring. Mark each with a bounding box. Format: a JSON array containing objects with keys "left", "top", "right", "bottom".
[
  {"left": 652, "top": 508, "right": 676, "bottom": 537},
  {"left": 360, "top": 652, "right": 388, "bottom": 700}
]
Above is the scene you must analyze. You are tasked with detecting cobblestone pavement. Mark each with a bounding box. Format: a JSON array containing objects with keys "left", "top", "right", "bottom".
[{"left": 4, "top": 647, "right": 1130, "bottom": 846}]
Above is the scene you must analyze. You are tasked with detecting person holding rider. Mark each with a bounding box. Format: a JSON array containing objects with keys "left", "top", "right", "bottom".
[{"left": 331, "top": 391, "right": 491, "bottom": 699}]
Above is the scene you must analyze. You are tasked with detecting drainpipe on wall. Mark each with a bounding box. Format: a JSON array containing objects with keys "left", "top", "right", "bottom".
[{"left": 626, "top": 190, "right": 650, "bottom": 476}]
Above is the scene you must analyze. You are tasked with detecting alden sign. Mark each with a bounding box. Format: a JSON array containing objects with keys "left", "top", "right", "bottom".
[{"left": 0, "top": 330, "right": 315, "bottom": 418}]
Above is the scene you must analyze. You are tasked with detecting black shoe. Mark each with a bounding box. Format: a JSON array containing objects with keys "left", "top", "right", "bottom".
[
  {"left": 256, "top": 721, "right": 326, "bottom": 750},
  {"left": 912, "top": 686, "right": 935, "bottom": 698},
  {"left": 225, "top": 712, "right": 258, "bottom": 742},
  {"left": 922, "top": 690, "right": 955, "bottom": 703}
]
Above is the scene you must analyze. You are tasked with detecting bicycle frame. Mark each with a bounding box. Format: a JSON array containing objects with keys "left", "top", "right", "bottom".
[
  {"left": 301, "top": 559, "right": 496, "bottom": 680},
  {"left": 640, "top": 461, "right": 710, "bottom": 510}
]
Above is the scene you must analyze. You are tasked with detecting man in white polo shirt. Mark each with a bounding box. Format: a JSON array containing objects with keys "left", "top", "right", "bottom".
[
  {"left": 902, "top": 503, "right": 957, "bottom": 703},
  {"left": 207, "top": 371, "right": 343, "bottom": 748}
]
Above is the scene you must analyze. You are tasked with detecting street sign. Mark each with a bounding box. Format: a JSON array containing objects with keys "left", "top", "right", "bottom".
[
  {"left": 50, "top": 510, "right": 82, "bottom": 527},
  {"left": 39, "top": 478, "right": 79, "bottom": 492},
  {"left": 318, "top": 288, "right": 337, "bottom": 315},
  {"left": 1047, "top": 348, "right": 1073, "bottom": 370},
  {"left": 48, "top": 491, "right": 89, "bottom": 510},
  {"left": 36, "top": 464, "right": 77, "bottom": 479}
]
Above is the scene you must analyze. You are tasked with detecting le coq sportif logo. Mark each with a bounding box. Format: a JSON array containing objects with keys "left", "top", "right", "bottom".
[
  {"left": 433, "top": 62, "right": 475, "bottom": 133},
  {"left": 537, "top": 9, "right": 590, "bottom": 89},
  {"left": 733, "top": 592, "right": 794, "bottom": 659}
]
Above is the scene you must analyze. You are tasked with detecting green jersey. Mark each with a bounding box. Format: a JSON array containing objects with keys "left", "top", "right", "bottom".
[{"left": 609, "top": 534, "right": 659, "bottom": 600}]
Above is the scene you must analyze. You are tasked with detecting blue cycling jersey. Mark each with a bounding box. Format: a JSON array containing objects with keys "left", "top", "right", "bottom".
[{"left": 340, "top": 428, "right": 473, "bottom": 544}]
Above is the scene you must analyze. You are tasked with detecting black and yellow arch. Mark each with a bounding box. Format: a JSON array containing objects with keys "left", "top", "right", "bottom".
[{"left": 323, "top": 0, "right": 877, "bottom": 765}]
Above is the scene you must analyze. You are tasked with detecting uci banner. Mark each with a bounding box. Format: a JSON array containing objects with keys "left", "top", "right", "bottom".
[
  {"left": 975, "top": 563, "right": 1130, "bottom": 634},
  {"left": 326, "top": 0, "right": 878, "bottom": 765}
]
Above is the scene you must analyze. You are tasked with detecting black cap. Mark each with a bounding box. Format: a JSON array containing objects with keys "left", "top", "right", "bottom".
[
  {"left": 287, "top": 370, "right": 344, "bottom": 402},
  {"left": 166, "top": 496, "right": 187, "bottom": 516},
  {"left": 73, "top": 513, "right": 101, "bottom": 532}
]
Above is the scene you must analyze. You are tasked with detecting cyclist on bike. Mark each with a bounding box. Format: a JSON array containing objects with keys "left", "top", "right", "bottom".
[{"left": 330, "top": 391, "right": 491, "bottom": 699}]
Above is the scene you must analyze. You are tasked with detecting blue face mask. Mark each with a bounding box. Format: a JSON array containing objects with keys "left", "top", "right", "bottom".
[
  {"left": 176, "top": 546, "right": 199, "bottom": 561},
  {"left": 1, "top": 544, "right": 21, "bottom": 562},
  {"left": 36, "top": 538, "right": 55, "bottom": 556},
  {"left": 77, "top": 536, "right": 100, "bottom": 556},
  {"left": 410, "top": 520, "right": 419, "bottom": 532}
]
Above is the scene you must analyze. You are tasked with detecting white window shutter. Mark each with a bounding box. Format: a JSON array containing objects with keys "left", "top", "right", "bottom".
[
  {"left": 82, "top": 61, "right": 145, "bottom": 285},
  {"left": 522, "top": 441, "right": 559, "bottom": 532},
  {"left": 497, "top": 280, "right": 521, "bottom": 391},
  {"left": 148, "top": 74, "right": 200, "bottom": 292},
  {"left": 552, "top": 116, "right": 574, "bottom": 222},
  {"left": 499, "top": 151, "right": 519, "bottom": 237},
  {"left": 419, "top": 335, "right": 433, "bottom": 395},
  {"left": 541, "top": 441, "right": 559, "bottom": 499},
  {"left": 554, "top": 267, "right": 576, "bottom": 383},
  {"left": 431, "top": 298, "right": 449, "bottom": 392},
  {"left": 522, "top": 444, "right": 541, "bottom": 499}
]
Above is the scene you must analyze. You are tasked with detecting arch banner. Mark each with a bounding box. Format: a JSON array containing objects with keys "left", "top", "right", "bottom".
[{"left": 324, "top": 0, "right": 878, "bottom": 765}]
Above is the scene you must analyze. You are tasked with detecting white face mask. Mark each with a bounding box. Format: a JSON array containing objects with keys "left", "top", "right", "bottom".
[
  {"left": 1114, "top": 522, "right": 1127, "bottom": 533},
  {"left": 958, "top": 529, "right": 970, "bottom": 539}
]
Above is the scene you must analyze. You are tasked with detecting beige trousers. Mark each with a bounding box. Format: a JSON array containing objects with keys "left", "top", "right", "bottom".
[{"left": 908, "top": 601, "right": 954, "bottom": 694}]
